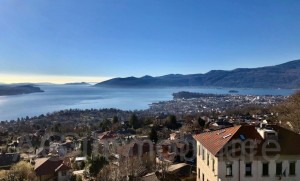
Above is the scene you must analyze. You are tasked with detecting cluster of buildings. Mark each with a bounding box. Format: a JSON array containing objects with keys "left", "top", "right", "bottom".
[{"left": 149, "top": 94, "right": 286, "bottom": 115}]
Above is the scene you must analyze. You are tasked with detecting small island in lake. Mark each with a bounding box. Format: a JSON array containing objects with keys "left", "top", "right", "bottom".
[
  {"left": 64, "top": 82, "right": 90, "bottom": 86},
  {"left": 229, "top": 90, "right": 239, "bottom": 93},
  {"left": 0, "top": 85, "right": 44, "bottom": 96}
]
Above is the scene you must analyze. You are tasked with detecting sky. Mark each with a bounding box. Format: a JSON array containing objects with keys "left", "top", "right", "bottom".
[{"left": 0, "top": 0, "right": 300, "bottom": 84}]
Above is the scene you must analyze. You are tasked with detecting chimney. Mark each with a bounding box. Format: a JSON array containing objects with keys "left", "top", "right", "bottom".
[{"left": 256, "top": 124, "right": 278, "bottom": 141}]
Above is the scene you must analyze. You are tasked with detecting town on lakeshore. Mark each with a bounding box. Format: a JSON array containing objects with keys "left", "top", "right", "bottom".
[{"left": 1, "top": 90, "right": 300, "bottom": 181}]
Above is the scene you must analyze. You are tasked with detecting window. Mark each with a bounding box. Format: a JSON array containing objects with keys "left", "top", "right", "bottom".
[
  {"left": 262, "top": 162, "right": 269, "bottom": 176},
  {"left": 226, "top": 163, "right": 232, "bottom": 176},
  {"left": 239, "top": 134, "right": 246, "bottom": 141},
  {"left": 245, "top": 162, "right": 252, "bottom": 176},
  {"left": 202, "top": 148, "right": 205, "bottom": 160},
  {"left": 207, "top": 153, "right": 210, "bottom": 166},
  {"left": 276, "top": 162, "right": 282, "bottom": 176},
  {"left": 290, "top": 162, "right": 296, "bottom": 176},
  {"left": 202, "top": 173, "right": 205, "bottom": 181},
  {"left": 212, "top": 159, "right": 215, "bottom": 172},
  {"left": 198, "top": 145, "right": 201, "bottom": 156},
  {"left": 198, "top": 168, "right": 200, "bottom": 179}
]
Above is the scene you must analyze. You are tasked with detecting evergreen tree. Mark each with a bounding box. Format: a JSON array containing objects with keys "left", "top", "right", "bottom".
[
  {"left": 112, "top": 116, "right": 119, "bottom": 124},
  {"left": 166, "top": 115, "right": 179, "bottom": 129},
  {"left": 89, "top": 156, "right": 108, "bottom": 176},
  {"left": 149, "top": 128, "right": 158, "bottom": 143},
  {"left": 197, "top": 117, "right": 206, "bottom": 128},
  {"left": 129, "top": 114, "right": 140, "bottom": 129},
  {"left": 100, "top": 119, "right": 112, "bottom": 131},
  {"left": 81, "top": 138, "right": 93, "bottom": 157}
]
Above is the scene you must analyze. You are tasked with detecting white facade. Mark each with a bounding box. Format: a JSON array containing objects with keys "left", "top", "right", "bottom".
[
  {"left": 196, "top": 142, "right": 218, "bottom": 181},
  {"left": 196, "top": 142, "right": 300, "bottom": 181}
]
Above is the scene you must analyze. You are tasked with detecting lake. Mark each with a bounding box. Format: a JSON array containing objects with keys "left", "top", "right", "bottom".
[{"left": 0, "top": 84, "right": 296, "bottom": 121}]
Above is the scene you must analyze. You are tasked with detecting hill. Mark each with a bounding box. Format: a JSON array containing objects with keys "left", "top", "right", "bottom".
[
  {"left": 0, "top": 85, "right": 44, "bottom": 96},
  {"left": 95, "top": 59, "right": 300, "bottom": 89}
]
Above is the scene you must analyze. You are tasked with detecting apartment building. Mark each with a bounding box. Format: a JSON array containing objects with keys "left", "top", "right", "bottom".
[{"left": 193, "top": 124, "right": 300, "bottom": 181}]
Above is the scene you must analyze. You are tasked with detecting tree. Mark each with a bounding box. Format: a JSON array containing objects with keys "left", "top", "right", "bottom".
[
  {"left": 156, "top": 159, "right": 171, "bottom": 180},
  {"left": 166, "top": 115, "right": 179, "bottom": 129},
  {"left": 10, "top": 161, "right": 38, "bottom": 181},
  {"left": 76, "top": 175, "right": 83, "bottom": 181},
  {"left": 100, "top": 119, "right": 112, "bottom": 131},
  {"left": 81, "top": 138, "right": 93, "bottom": 157},
  {"left": 97, "top": 163, "right": 124, "bottom": 181},
  {"left": 69, "top": 174, "right": 77, "bottom": 181},
  {"left": 112, "top": 116, "right": 119, "bottom": 124},
  {"left": 129, "top": 114, "right": 140, "bottom": 129},
  {"left": 149, "top": 128, "right": 158, "bottom": 143},
  {"left": 52, "top": 123, "right": 61, "bottom": 133},
  {"left": 44, "top": 139, "right": 50, "bottom": 147},
  {"left": 275, "top": 90, "right": 300, "bottom": 133},
  {"left": 70, "top": 175, "right": 82, "bottom": 181},
  {"left": 89, "top": 156, "right": 108, "bottom": 177},
  {"left": 97, "top": 164, "right": 111, "bottom": 181},
  {"left": 197, "top": 117, "right": 206, "bottom": 128}
]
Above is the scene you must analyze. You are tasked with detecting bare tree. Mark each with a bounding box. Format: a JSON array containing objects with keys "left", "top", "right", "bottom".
[
  {"left": 156, "top": 158, "right": 171, "bottom": 180},
  {"left": 275, "top": 91, "right": 300, "bottom": 133},
  {"left": 1, "top": 161, "right": 39, "bottom": 181},
  {"left": 97, "top": 164, "right": 111, "bottom": 181}
]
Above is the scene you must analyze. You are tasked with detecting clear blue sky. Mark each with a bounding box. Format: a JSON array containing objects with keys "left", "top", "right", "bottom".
[{"left": 0, "top": 0, "right": 300, "bottom": 83}]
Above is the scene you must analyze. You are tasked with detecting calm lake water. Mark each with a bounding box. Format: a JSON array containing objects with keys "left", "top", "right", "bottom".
[{"left": 0, "top": 85, "right": 296, "bottom": 121}]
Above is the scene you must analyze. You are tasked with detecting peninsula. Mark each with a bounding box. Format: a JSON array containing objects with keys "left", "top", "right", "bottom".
[{"left": 0, "top": 85, "right": 44, "bottom": 96}]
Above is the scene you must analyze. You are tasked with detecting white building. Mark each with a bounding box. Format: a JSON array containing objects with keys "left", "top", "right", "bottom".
[{"left": 193, "top": 124, "right": 300, "bottom": 181}]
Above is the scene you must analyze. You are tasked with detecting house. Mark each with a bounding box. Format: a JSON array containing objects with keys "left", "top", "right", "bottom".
[
  {"left": 98, "top": 131, "right": 116, "bottom": 145},
  {"left": 193, "top": 124, "right": 300, "bottom": 181},
  {"left": 146, "top": 163, "right": 195, "bottom": 181},
  {"left": 0, "top": 153, "right": 20, "bottom": 169},
  {"left": 158, "top": 133, "right": 196, "bottom": 163},
  {"left": 167, "top": 163, "right": 195, "bottom": 177},
  {"left": 141, "top": 172, "right": 160, "bottom": 181},
  {"left": 159, "top": 139, "right": 191, "bottom": 163},
  {"left": 74, "top": 156, "right": 87, "bottom": 168},
  {"left": 115, "top": 140, "right": 156, "bottom": 177},
  {"left": 34, "top": 157, "right": 71, "bottom": 181}
]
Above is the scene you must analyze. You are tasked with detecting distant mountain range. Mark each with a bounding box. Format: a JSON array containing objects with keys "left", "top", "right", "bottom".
[
  {"left": 0, "top": 85, "right": 44, "bottom": 96},
  {"left": 95, "top": 59, "right": 300, "bottom": 89}
]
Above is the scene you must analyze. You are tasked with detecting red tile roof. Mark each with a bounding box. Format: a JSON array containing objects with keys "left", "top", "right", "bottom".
[
  {"left": 194, "top": 124, "right": 300, "bottom": 157},
  {"left": 193, "top": 126, "right": 241, "bottom": 156}
]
